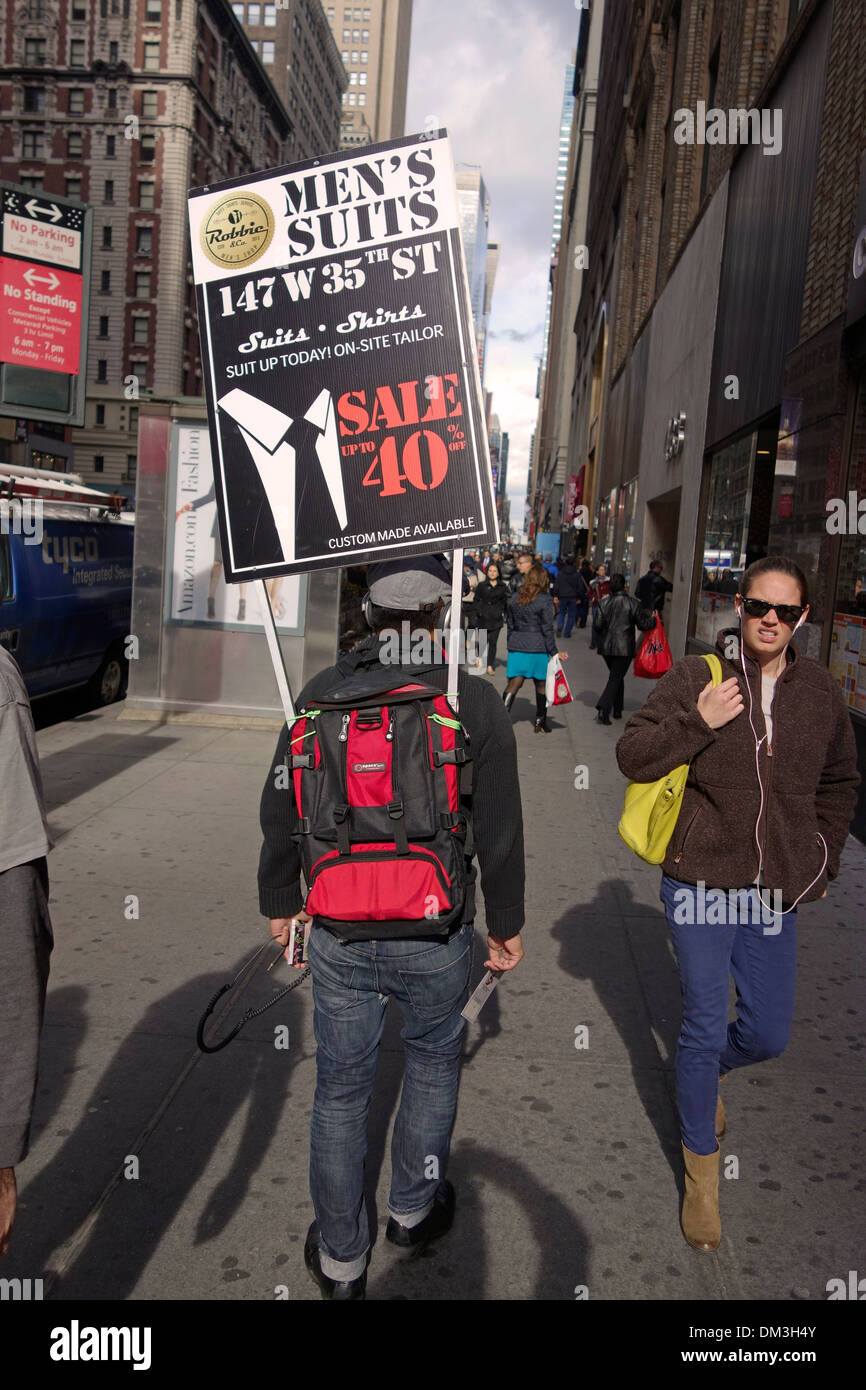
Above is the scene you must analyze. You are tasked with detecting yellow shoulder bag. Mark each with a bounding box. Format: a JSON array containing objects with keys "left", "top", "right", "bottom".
[{"left": 617, "top": 653, "right": 723, "bottom": 865}]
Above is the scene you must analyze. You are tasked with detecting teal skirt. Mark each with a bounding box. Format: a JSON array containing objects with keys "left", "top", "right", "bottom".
[{"left": 506, "top": 650, "right": 550, "bottom": 681}]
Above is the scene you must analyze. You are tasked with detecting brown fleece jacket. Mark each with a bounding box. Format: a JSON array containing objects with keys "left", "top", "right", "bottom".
[{"left": 616, "top": 628, "right": 860, "bottom": 903}]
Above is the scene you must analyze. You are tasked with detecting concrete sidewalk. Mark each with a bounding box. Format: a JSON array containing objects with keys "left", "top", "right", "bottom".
[{"left": 5, "top": 632, "right": 865, "bottom": 1301}]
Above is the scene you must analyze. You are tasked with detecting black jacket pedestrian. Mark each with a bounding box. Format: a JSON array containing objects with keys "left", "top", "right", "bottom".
[
  {"left": 473, "top": 577, "right": 509, "bottom": 630},
  {"left": 552, "top": 565, "right": 588, "bottom": 601},
  {"left": 593, "top": 592, "right": 656, "bottom": 658},
  {"left": 258, "top": 633, "right": 525, "bottom": 941},
  {"left": 506, "top": 593, "right": 557, "bottom": 656},
  {"left": 635, "top": 569, "right": 673, "bottom": 613}
]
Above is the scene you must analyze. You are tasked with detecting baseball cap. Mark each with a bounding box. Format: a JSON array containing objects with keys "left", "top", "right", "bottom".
[{"left": 367, "top": 554, "right": 453, "bottom": 610}]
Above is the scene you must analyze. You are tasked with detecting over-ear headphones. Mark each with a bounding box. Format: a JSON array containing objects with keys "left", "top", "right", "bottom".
[{"left": 362, "top": 592, "right": 452, "bottom": 634}]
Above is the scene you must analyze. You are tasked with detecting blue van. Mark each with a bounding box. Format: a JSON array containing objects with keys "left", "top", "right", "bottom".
[{"left": 0, "top": 474, "right": 133, "bottom": 704}]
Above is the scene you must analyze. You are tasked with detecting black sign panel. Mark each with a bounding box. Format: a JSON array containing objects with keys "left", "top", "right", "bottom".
[{"left": 188, "top": 132, "right": 497, "bottom": 581}]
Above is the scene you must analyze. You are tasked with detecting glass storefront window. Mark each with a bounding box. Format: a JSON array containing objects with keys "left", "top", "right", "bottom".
[
  {"left": 620, "top": 477, "right": 638, "bottom": 586},
  {"left": 694, "top": 433, "right": 754, "bottom": 645}
]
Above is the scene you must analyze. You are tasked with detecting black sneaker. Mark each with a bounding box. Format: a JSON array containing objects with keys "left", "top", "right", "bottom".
[
  {"left": 304, "top": 1222, "right": 368, "bottom": 1300},
  {"left": 385, "top": 1180, "right": 455, "bottom": 1256}
]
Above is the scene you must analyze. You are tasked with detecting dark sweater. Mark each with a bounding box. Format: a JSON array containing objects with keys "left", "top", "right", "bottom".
[{"left": 258, "top": 634, "right": 525, "bottom": 940}]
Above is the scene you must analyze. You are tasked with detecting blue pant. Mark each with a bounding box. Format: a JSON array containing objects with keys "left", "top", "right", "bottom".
[
  {"left": 659, "top": 874, "right": 798, "bottom": 1154},
  {"left": 556, "top": 599, "right": 578, "bottom": 637},
  {"left": 307, "top": 920, "right": 473, "bottom": 1279}
]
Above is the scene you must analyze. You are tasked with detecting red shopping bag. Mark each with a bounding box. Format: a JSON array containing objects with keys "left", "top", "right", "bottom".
[
  {"left": 633, "top": 618, "right": 672, "bottom": 678},
  {"left": 545, "top": 655, "right": 574, "bottom": 706}
]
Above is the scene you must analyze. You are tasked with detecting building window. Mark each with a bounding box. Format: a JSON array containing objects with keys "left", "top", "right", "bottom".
[
  {"left": 342, "top": 28, "right": 349, "bottom": 40},
  {"left": 348, "top": 92, "right": 356, "bottom": 105},
  {"left": 97, "top": 359, "right": 108, "bottom": 381},
  {"left": 341, "top": 50, "right": 348, "bottom": 61},
  {"left": 132, "top": 315, "right": 148, "bottom": 344},
  {"left": 128, "top": 406, "right": 138, "bottom": 432},
  {"left": 95, "top": 405, "right": 105, "bottom": 426},
  {"left": 19, "top": 176, "right": 43, "bottom": 192},
  {"left": 98, "top": 315, "right": 109, "bottom": 337},
  {"left": 138, "top": 181, "right": 155, "bottom": 210},
  {"left": 361, "top": 28, "right": 368, "bottom": 40},
  {"left": 141, "top": 90, "right": 158, "bottom": 119},
  {"left": 70, "top": 39, "right": 86, "bottom": 66},
  {"left": 23, "top": 87, "right": 45, "bottom": 113},
  {"left": 351, "top": 50, "right": 358, "bottom": 61},
  {"left": 125, "top": 455, "right": 137, "bottom": 482},
  {"left": 68, "top": 88, "right": 85, "bottom": 113},
  {"left": 101, "top": 269, "right": 111, "bottom": 292},
  {"left": 67, "top": 131, "right": 83, "bottom": 157},
  {"left": 349, "top": 71, "right": 356, "bottom": 84},
  {"left": 248, "top": 1, "right": 260, "bottom": 21},
  {"left": 250, "top": 39, "right": 259, "bottom": 53},
  {"left": 145, "top": 0, "right": 161, "bottom": 19},
  {"left": 107, "top": 88, "right": 118, "bottom": 109},
  {"left": 359, "top": 70, "right": 366, "bottom": 84},
  {"left": 357, "top": 92, "right": 365, "bottom": 105},
  {"left": 140, "top": 135, "right": 156, "bottom": 162},
  {"left": 94, "top": 455, "right": 105, "bottom": 472},
  {"left": 136, "top": 226, "right": 153, "bottom": 254},
  {"left": 135, "top": 271, "right": 152, "bottom": 298},
  {"left": 261, "top": 40, "right": 274, "bottom": 63},
  {"left": 104, "top": 179, "right": 114, "bottom": 202},
  {"left": 24, "top": 38, "right": 47, "bottom": 65},
  {"left": 231, "top": 2, "right": 243, "bottom": 16},
  {"left": 72, "top": 0, "right": 87, "bottom": 15},
  {"left": 106, "top": 134, "right": 116, "bottom": 157},
  {"left": 102, "top": 225, "right": 112, "bottom": 248},
  {"left": 109, "top": 40, "right": 119, "bottom": 62},
  {"left": 143, "top": 41, "right": 160, "bottom": 70},
  {"left": 263, "top": 2, "right": 276, "bottom": 23},
  {"left": 66, "top": 176, "right": 82, "bottom": 199},
  {"left": 130, "top": 359, "right": 148, "bottom": 384},
  {"left": 360, "top": 50, "right": 367, "bottom": 62},
  {"left": 22, "top": 131, "right": 42, "bottom": 158}
]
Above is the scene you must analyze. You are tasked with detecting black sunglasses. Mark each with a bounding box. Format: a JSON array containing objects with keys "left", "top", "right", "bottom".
[{"left": 738, "top": 595, "right": 806, "bottom": 625}]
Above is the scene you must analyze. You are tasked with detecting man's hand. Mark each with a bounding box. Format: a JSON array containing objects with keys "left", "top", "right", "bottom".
[
  {"left": 697, "top": 676, "right": 744, "bottom": 730},
  {"left": 0, "top": 1167, "right": 17, "bottom": 1257},
  {"left": 269, "top": 911, "right": 313, "bottom": 968},
  {"left": 485, "top": 932, "right": 524, "bottom": 973}
]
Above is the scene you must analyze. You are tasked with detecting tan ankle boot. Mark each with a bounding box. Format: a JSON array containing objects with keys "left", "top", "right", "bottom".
[{"left": 681, "top": 1143, "right": 721, "bottom": 1251}]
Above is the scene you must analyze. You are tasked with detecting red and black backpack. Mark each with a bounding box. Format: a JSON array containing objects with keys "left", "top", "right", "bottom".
[{"left": 285, "top": 669, "right": 474, "bottom": 941}]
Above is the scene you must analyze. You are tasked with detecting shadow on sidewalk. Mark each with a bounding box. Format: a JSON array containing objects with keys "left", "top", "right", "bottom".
[
  {"left": 7, "top": 956, "right": 306, "bottom": 1298},
  {"left": 551, "top": 881, "right": 683, "bottom": 1180},
  {"left": 40, "top": 732, "right": 183, "bottom": 810}
]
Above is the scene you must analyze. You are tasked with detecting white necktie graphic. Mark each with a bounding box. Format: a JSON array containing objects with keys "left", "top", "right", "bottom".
[{"left": 218, "top": 386, "right": 348, "bottom": 564}]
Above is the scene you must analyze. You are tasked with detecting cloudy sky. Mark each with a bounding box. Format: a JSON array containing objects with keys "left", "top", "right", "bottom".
[{"left": 404, "top": 0, "right": 579, "bottom": 534}]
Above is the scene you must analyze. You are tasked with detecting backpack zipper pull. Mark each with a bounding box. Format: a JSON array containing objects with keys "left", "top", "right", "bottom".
[
  {"left": 385, "top": 710, "right": 395, "bottom": 742},
  {"left": 339, "top": 713, "right": 350, "bottom": 742}
]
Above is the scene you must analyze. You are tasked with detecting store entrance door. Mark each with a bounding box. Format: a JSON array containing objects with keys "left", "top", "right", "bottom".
[{"left": 642, "top": 486, "right": 682, "bottom": 649}]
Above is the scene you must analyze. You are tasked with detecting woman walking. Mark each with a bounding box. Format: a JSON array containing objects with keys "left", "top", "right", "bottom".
[
  {"left": 592, "top": 574, "right": 656, "bottom": 724},
  {"left": 473, "top": 561, "right": 509, "bottom": 673},
  {"left": 503, "top": 563, "right": 568, "bottom": 733},
  {"left": 616, "top": 557, "right": 859, "bottom": 1251}
]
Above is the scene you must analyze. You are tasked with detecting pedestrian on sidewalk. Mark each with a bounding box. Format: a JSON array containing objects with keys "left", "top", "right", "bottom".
[
  {"left": 588, "top": 564, "right": 610, "bottom": 649},
  {"left": 258, "top": 555, "right": 525, "bottom": 1300},
  {"left": 552, "top": 557, "right": 589, "bottom": 639},
  {"left": 0, "top": 646, "right": 54, "bottom": 1258},
  {"left": 635, "top": 560, "right": 673, "bottom": 616},
  {"left": 615, "top": 556, "right": 859, "bottom": 1253},
  {"left": 473, "top": 561, "right": 509, "bottom": 673},
  {"left": 592, "top": 574, "right": 656, "bottom": 724},
  {"left": 503, "top": 563, "right": 568, "bottom": 734}
]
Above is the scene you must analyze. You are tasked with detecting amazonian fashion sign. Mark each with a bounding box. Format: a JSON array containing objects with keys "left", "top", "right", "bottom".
[{"left": 187, "top": 131, "right": 498, "bottom": 582}]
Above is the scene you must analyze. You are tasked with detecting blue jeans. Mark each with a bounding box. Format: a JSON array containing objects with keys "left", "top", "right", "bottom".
[
  {"left": 307, "top": 920, "right": 473, "bottom": 1279},
  {"left": 659, "top": 874, "right": 798, "bottom": 1155},
  {"left": 556, "top": 599, "right": 578, "bottom": 637}
]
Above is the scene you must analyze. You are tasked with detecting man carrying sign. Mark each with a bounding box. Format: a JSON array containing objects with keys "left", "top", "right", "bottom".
[{"left": 258, "top": 555, "right": 525, "bottom": 1299}]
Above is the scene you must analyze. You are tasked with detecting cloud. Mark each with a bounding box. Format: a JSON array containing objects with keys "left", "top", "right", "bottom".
[{"left": 405, "top": 0, "right": 580, "bottom": 530}]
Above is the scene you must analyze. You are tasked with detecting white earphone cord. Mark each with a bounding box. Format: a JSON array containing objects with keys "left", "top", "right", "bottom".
[{"left": 738, "top": 610, "right": 827, "bottom": 915}]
